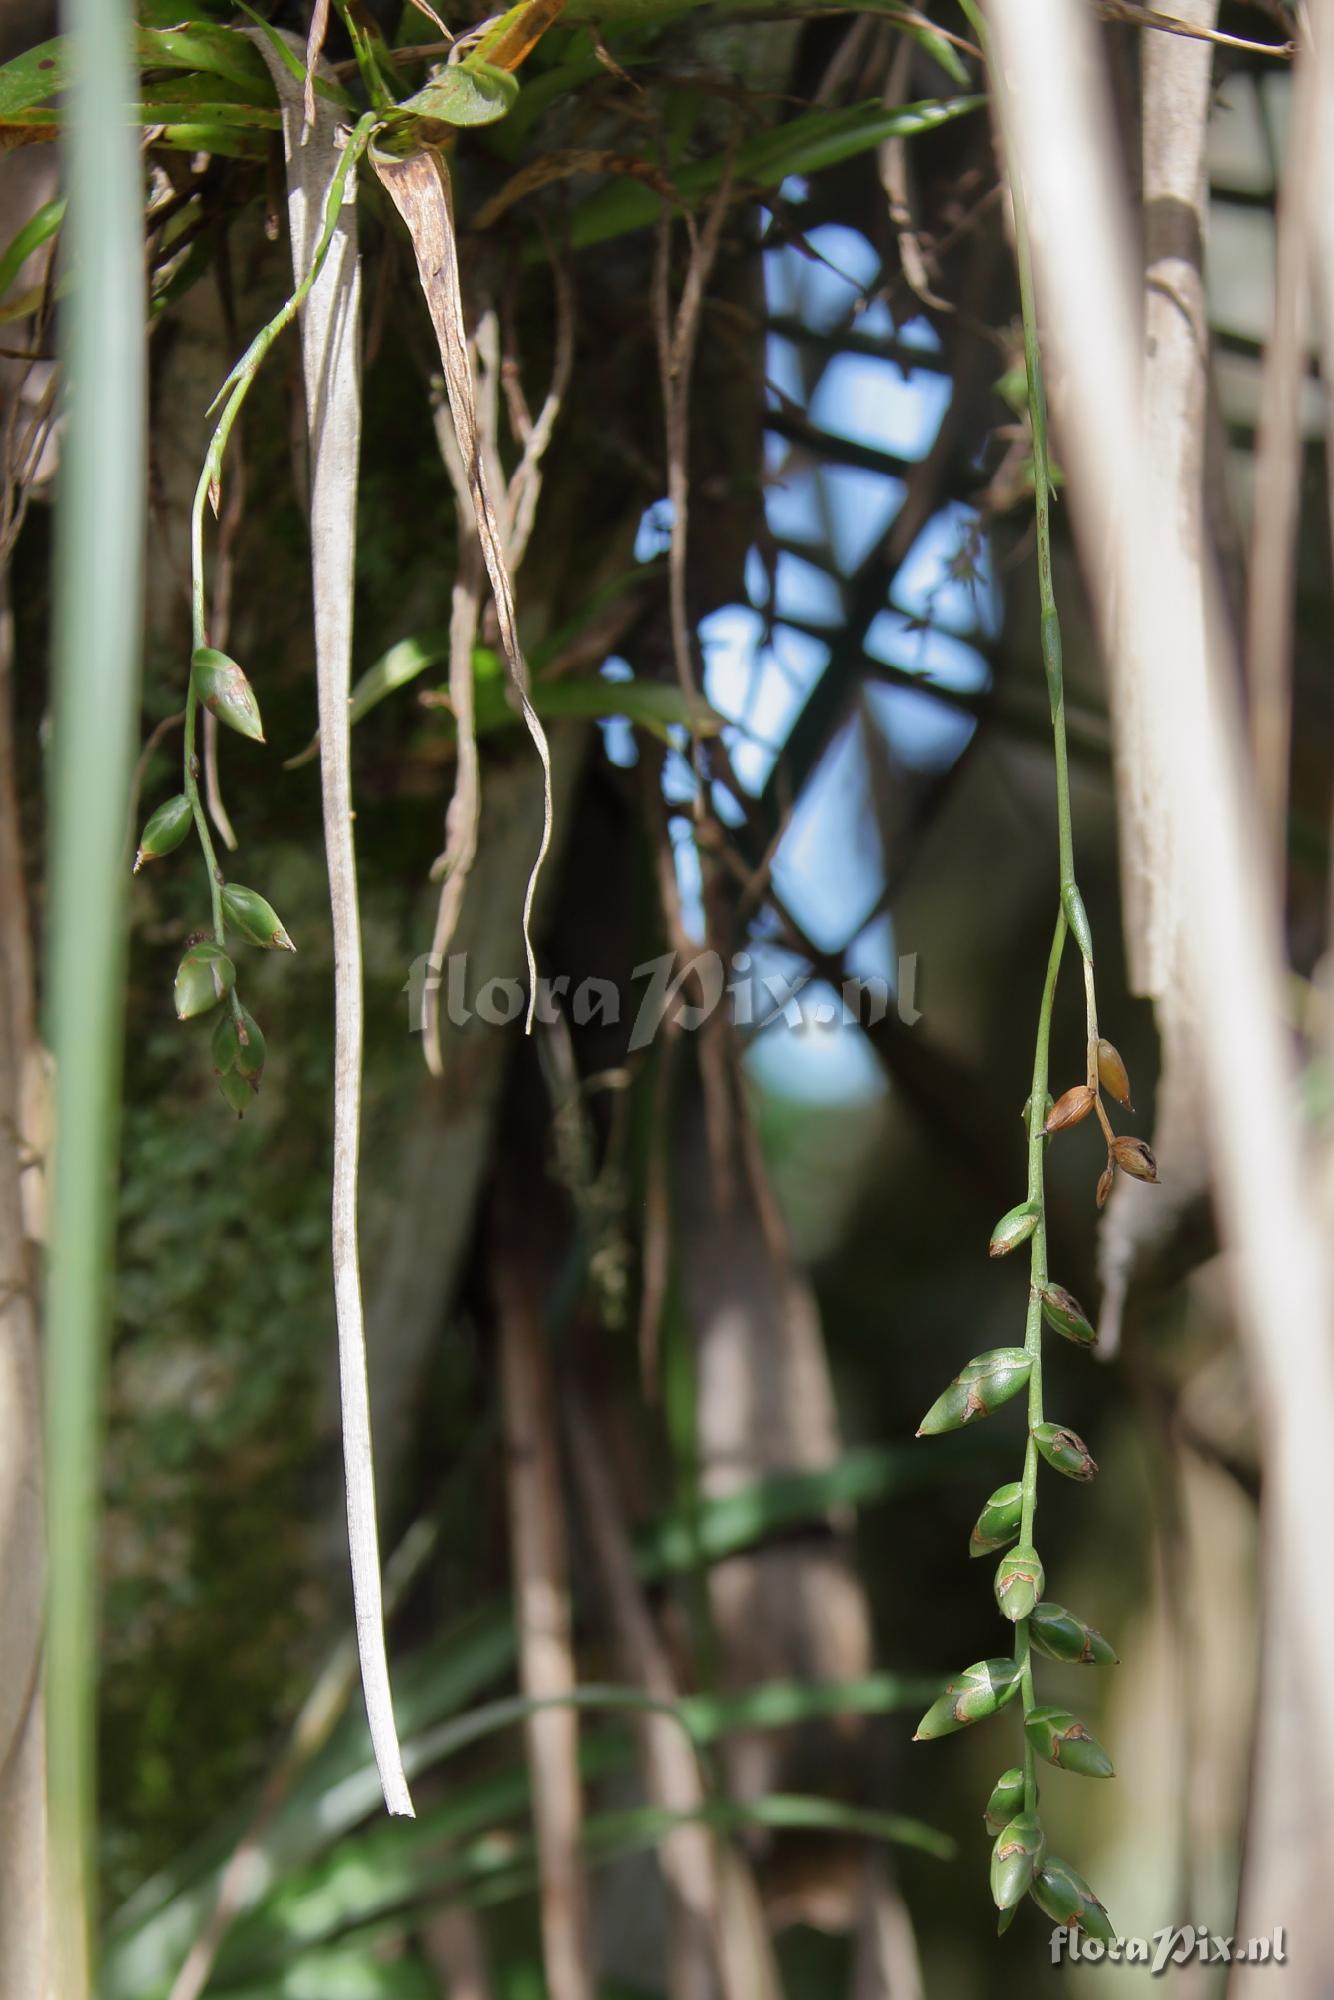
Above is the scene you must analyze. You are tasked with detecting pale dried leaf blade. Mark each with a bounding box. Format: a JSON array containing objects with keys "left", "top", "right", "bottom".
[
  {"left": 247, "top": 27, "right": 413, "bottom": 1820},
  {"left": 372, "top": 146, "right": 553, "bottom": 1032},
  {"left": 302, "top": 0, "right": 331, "bottom": 141}
]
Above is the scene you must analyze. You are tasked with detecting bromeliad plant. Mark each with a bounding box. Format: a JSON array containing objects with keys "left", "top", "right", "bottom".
[{"left": 912, "top": 0, "right": 1158, "bottom": 1940}]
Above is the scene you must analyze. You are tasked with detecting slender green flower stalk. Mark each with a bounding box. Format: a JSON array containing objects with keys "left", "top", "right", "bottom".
[{"left": 913, "top": 0, "right": 1162, "bottom": 1936}]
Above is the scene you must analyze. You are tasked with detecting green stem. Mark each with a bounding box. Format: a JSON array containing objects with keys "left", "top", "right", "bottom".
[
  {"left": 1016, "top": 908, "right": 1066, "bottom": 1812},
  {"left": 959, "top": 0, "right": 1084, "bottom": 919},
  {"left": 46, "top": 0, "right": 145, "bottom": 1981}
]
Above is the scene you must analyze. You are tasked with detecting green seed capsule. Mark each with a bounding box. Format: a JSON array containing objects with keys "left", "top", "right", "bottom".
[
  {"left": 994, "top": 1544, "right": 1044, "bottom": 1623},
  {"left": 1029, "top": 1601, "right": 1118, "bottom": 1667},
  {"left": 969, "top": 1480, "right": 1024, "bottom": 1558},
  {"left": 217, "top": 1064, "right": 252, "bottom": 1116},
  {"left": 212, "top": 1006, "right": 266, "bottom": 1085},
  {"left": 913, "top": 1657, "right": 1023, "bottom": 1740},
  {"left": 990, "top": 1811, "right": 1045, "bottom": 1910},
  {"left": 233, "top": 1008, "right": 266, "bottom": 1081},
  {"left": 174, "top": 942, "right": 235, "bottom": 1020},
  {"left": 1038, "top": 1284, "right": 1097, "bottom": 1348},
  {"left": 984, "top": 1767, "right": 1026, "bottom": 1837},
  {"left": 988, "top": 1202, "right": 1040, "bottom": 1258},
  {"left": 134, "top": 793, "right": 192, "bottom": 871},
  {"left": 1031, "top": 1855, "right": 1115, "bottom": 1941},
  {"left": 1025, "top": 1704, "right": 1114, "bottom": 1778},
  {"left": 1032, "top": 1421, "right": 1098, "bottom": 1482},
  {"left": 997, "top": 1902, "right": 1019, "bottom": 1937},
  {"left": 192, "top": 646, "right": 265, "bottom": 743},
  {"left": 916, "top": 1349, "right": 1031, "bottom": 1436},
  {"left": 222, "top": 883, "right": 296, "bottom": 952},
  {"left": 212, "top": 1011, "right": 239, "bottom": 1073}
]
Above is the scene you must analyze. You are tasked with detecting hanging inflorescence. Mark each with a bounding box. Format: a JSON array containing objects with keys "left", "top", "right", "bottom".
[{"left": 913, "top": 0, "right": 1159, "bottom": 1938}]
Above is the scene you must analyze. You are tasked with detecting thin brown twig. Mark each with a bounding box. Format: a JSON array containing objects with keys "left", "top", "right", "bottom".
[
  {"left": 879, "top": 31, "right": 954, "bottom": 315},
  {"left": 1097, "top": 0, "right": 1294, "bottom": 54},
  {"left": 653, "top": 160, "right": 735, "bottom": 738},
  {"left": 502, "top": 248, "right": 575, "bottom": 570}
]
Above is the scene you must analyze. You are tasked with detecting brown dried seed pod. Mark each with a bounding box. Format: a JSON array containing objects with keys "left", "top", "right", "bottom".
[
  {"left": 1096, "top": 1037, "right": 1132, "bottom": 1107},
  {"left": 1095, "top": 1161, "right": 1114, "bottom": 1209},
  {"left": 1110, "top": 1135, "right": 1158, "bottom": 1183},
  {"left": 1044, "top": 1083, "right": 1095, "bottom": 1134}
]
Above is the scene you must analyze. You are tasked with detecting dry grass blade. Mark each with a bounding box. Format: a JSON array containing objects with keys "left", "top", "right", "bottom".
[
  {"left": 1097, "top": 0, "right": 1216, "bottom": 1357},
  {"left": 423, "top": 378, "right": 487, "bottom": 1077},
  {"left": 302, "top": 0, "right": 332, "bottom": 140},
  {"left": 1311, "top": 1, "right": 1334, "bottom": 1087},
  {"left": 251, "top": 29, "right": 413, "bottom": 1821},
  {"left": 373, "top": 147, "right": 553, "bottom": 1032}
]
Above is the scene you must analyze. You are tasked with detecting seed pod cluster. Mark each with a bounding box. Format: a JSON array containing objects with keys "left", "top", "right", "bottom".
[
  {"left": 915, "top": 915, "right": 1127, "bottom": 1932},
  {"left": 1044, "top": 1035, "right": 1160, "bottom": 1211}
]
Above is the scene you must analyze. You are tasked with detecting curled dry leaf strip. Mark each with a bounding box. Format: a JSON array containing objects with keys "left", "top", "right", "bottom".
[{"left": 372, "top": 145, "right": 553, "bottom": 1033}]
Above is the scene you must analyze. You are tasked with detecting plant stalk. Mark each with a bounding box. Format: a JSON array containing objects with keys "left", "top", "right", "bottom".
[
  {"left": 46, "top": 0, "right": 146, "bottom": 1986},
  {"left": 1017, "top": 907, "right": 1066, "bottom": 1811}
]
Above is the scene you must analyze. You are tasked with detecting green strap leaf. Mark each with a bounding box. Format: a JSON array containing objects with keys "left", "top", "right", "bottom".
[{"left": 556, "top": 94, "right": 984, "bottom": 252}]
